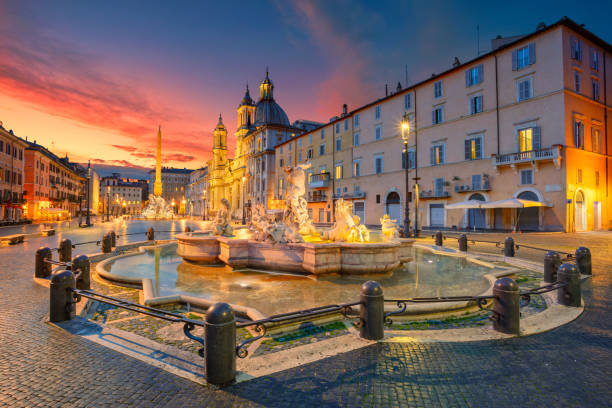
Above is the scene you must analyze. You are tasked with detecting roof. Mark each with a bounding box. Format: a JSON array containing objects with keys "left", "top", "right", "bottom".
[{"left": 275, "top": 16, "right": 611, "bottom": 149}]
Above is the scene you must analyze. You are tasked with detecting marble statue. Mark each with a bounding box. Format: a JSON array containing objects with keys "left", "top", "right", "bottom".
[
  {"left": 322, "top": 199, "right": 370, "bottom": 243},
  {"left": 214, "top": 198, "right": 234, "bottom": 236},
  {"left": 380, "top": 214, "right": 399, "bottom": 241}
]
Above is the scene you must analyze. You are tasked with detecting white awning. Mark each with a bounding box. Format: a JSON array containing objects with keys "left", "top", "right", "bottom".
[
  {"left": 445, "top": 200, "right": 486, "bottom": 209},
  {"left": 481, "top": 198, "right": 551, "bottom": 209}
]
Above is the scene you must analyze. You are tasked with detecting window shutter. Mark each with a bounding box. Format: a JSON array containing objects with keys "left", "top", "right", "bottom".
[
  {"left": 528, "top": 43, "right": 535, "bottom": 64},
  {"left": 512, "top": 50, "right": 518, "bottom": 71},
  {"left": 532, "top": 126, "right": 541, "bottom": 150},
  {"left": 475, "top": 137, "right": 482, "bottom": 159},
  {"left": 464, "top": 139, "right": 471, "bottom": 160},
  {"left": 430, "top": 146, "right": 435, "bottom": 165}
]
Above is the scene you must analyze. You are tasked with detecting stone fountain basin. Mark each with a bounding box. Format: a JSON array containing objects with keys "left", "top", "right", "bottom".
[{"left": 176, "top": 232, "right": 414, "bottom": 275}]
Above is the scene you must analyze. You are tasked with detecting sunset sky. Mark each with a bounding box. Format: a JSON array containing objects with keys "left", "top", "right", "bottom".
[{"left": 1, "top": 1, "right": 610, "bottom": 171}]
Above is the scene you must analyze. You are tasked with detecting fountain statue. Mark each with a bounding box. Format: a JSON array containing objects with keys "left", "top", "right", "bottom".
[
  {"left": 141, "top": 126, "right": 175, "bottom": 219},
  {"left": 214, "top": 198, "right": 234, "bottom": 237},
  {"left": 380, "top": 214, "right": 399, "bottom": 241},
  {"left": 322, "top": 198, "right": 370, "bottom": 243}
]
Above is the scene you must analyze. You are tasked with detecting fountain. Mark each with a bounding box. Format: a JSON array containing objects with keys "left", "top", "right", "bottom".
[{"left": 176, "top": 164, "right": 413, "bottom": 274}]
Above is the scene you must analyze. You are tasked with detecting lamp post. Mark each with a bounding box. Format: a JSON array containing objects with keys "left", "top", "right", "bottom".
[
  {"left": 242, "top": 176, "right": 246, "bottom": 225},
  {"left": 401, "top": 113, "right": 411, "bottom": 237}
]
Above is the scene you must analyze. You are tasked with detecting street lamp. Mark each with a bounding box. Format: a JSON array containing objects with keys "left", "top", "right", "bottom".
[
  {"left": 242, "top": 176, "right": 246, "bottom": 225},
  {"left": 401, "top": 113, "right": 411, "bottom": 237}
]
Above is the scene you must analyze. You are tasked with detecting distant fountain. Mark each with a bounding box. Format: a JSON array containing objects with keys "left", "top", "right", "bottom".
[{"left": 141, "top": 126, "right": 175, "bottom": 220}]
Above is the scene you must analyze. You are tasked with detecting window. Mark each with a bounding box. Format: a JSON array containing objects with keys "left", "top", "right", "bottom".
[
  {"left": 573, "top": 119, "right": 585, "bottom": 149},
  {"left": 465, "top": 64, "right": 483, "bottom": 87},
  {"left": 434, "top": 81, "right": 443, "bottom": 98},
  {"left": 469, "top": 95, "right": 483, "bottom": 114},
  {"left": 577, "top": 169, "right": 583, "bottom": 184},
  {"left": 354, "top": 114, "right": 360, "bottom": 128},
  {"left": 430, "top": 143, "right": 445, "bottom": 165},
  {"left": 520, "top": 169, "right": 533, "bottom": 185},
  {"left": 307, "top": 148, "right": 313, "bottom": 159},
  {"left": 374, "top": 105, "right": 381, "bottom": 120},
  {"left": 590, "top": 48, "right": 600, "bottom": 71},
  {"left": 574, "top": 71, "right": 581, "bottom": 93},
  {"left": 432, "top": 105, "right": 444, "bottom": 124},
  {"left": 375, "top": 125, "right": 382, "bottom": 140},
  {"left": 335, "top": 164, "right": 343, "bottom": 179},
  {"left": 374, "top": 155, "right": 383, "bottom": 174},
  {"left": 336, "top": 138, "right": 341, "bottom": 151},
  {"left": 404, "top": 93, "right": 412, "bottom": 110},
  {"left": 517, "top": 78, "right": 532, "bottom": 101},
  {"left": 344, "top": 119, "right": 349, "bottom": 131},
  {"left": 308, "top": 134, "right": 312, "bottom": 144},
  {"left": 570, "top": 36, "right": 582, "bottom": 61},
  {"left": 517, "top": 126, "right": 541, "bottom": 152},
  {"left": 353, "top": 132, "right": 360, "bottom": 146},
  {"left": 321, "top": 129, "right": 325, "bottom": 139},
  {"left": 471, "top": 174, "right": 482, "bottom": 190},
  {"left": 353, "top": 159, "right": 361, "bottom": 177},
  {"left": 402, "top": 149, "right": 415, "bottom": 169},
  {"left": 464, "top": 137, "right": 483, "bottom": 160},
  {"left": 319, "top": 144, "right": 325, "bottom": 156},
  {"left": 592, "top": 79, "right": 600, "bottom": 101},
  {"left": 434, "top": 178, "right": 444, "bottom": 196},
  {"left": 592, "top": 127, "right": 601, "bottom": 153},
  {"left": 512, "top": 43, "right": 535, "bottom": 70},
  {"left": 335, "top": 123, "right": 340, "bottom": 133}
]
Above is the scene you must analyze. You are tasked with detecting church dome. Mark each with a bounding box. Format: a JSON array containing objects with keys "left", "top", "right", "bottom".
[{"left": 254, "top": 70, "right": 290, "bottom": 127}]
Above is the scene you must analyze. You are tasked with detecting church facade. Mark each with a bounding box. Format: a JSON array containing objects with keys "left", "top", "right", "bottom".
[{"left": 202, "top": 71, "right": 321, "bottom": 220}]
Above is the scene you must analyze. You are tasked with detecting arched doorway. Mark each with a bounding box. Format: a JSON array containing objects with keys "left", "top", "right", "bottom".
[
  {"left": 517, "top": 190, "right": 539, "bottom": 231},
  {"left": 575, "top": 190, "right": 586, "bottom": 231},
  {"left": 467, "top": 193, "right": 486, "bottom": 229},
  {"left": 385, "top": 191, "right": 401, "bottom": 224}
]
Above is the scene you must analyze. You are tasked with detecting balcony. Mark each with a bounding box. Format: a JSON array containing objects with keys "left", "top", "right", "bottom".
[
  {"left": 309, "top": 172, "right": 330, "bottom": 189},
  {"left": 308, "top": 192, "right": 328, "bottom": 202},
  {"left": 419, "top": 190, "right": 450, "bottom": 199},
  {"left": 454, "top": 180, "right": 491, "bottom": 193},
  {"left": 493, "top": 145, "right": 562, "bottom": 170}
]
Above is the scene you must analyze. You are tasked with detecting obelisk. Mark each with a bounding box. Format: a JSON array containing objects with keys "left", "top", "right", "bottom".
[{"left": 153, "top": 126, "right": 163, "bottom": 196}]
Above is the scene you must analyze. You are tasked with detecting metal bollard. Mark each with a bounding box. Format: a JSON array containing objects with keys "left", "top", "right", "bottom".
[
  {"left": 49, "top": 270, "right": 76, "bottom": 322},
  {"left": 205, "top": 302, "right": 236, "bottom": 386},
  {"left": 504, "top": 237, "right": 515, "bottom": 257},
  {"left": 575, "top": 247, "right": 591, "bottom": 276},
  {"left": 147, "top": 227, "right": 155, "bottom": 241},
  {"left": 543, "top": 251, "right": 561, "bottom": 283},
  {"left": 458, "top": 234, "right": 468, "bottom": 252},
  {"left": 72, "top": 255, "right": 91, "bottom": 290},
  {"left": 434, "top": 231, "right": 443, "bottom": 247},
  {"left": 35, "top": 247, "right": 53, "bottom": 278},
  {"left": 557, "top": 263, "right": 581, "bottom": 307},
  {"left": 101, "top": 233, "right": 112, "bottom": 253},
  {"left": 59, "top": 238, "right": 72, "bottom": 263},
  {"left": 359, "top": 281, "right": 384, "bottom": 340},
  {"left": 110, "top": 231, "right": 116, "bottom": 247},
  {"left": 492, "top": 277, "right": 520, "bottom": 335}
]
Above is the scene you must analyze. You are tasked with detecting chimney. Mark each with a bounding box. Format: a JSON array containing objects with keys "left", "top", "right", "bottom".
[{"left": 342, "top": 104, "right": 347, "bottom": 116}]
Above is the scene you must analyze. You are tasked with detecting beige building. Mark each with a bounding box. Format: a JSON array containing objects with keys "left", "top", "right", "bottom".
[{"left": 274, "top": 18, "right": 611, "bottom": 232}]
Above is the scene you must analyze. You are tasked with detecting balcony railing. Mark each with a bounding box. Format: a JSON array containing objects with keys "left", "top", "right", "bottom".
[
  {"left": 454, "top": 180, "right": 491, "bottom": 193},
  {"left": 309, "top": 172, "right": 330, "bottom": 189},
  {"left": 493, "top": 146, "right": 561, "bottom": 167},
  {"left": 419, "top": 190, "right": 450, "bottom": 199}
]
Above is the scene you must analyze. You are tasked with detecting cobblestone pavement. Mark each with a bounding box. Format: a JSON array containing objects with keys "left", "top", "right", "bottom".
[{"left": 1, "top": 232, "right": 611, "bottom": 407}]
